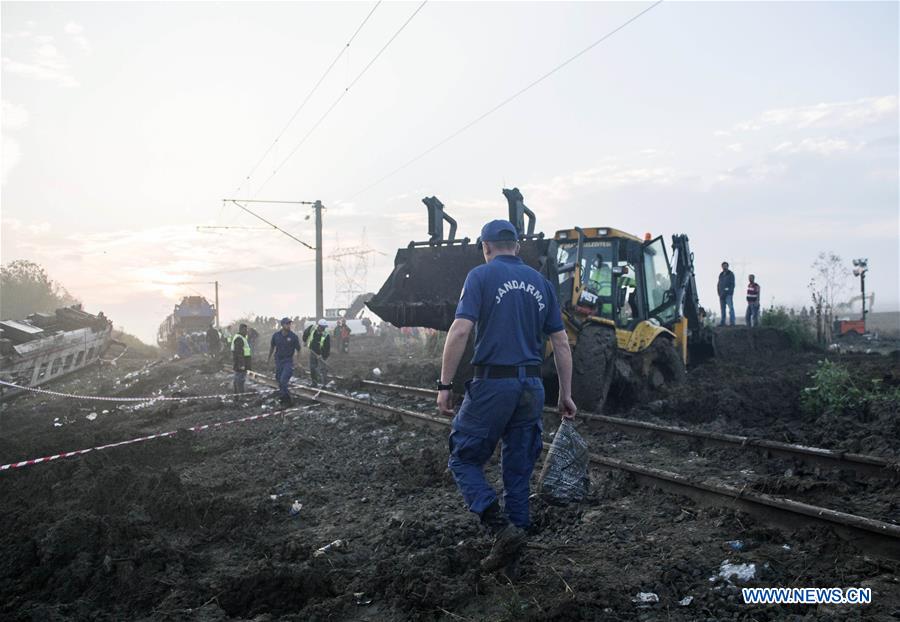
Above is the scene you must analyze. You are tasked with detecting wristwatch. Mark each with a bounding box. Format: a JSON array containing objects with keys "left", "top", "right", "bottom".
[{"left": 436, "top": 381, "right": 454, "bottom": 391}]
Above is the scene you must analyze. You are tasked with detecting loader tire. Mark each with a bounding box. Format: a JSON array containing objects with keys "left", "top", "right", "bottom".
[
  {"left": 642, "top": 337, "right": 686, "bottom": 390},
  {"left": 571, "top": 323, "right": 617, "bottom": 413}
]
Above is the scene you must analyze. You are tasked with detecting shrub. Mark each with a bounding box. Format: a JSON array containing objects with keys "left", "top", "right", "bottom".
[
  {"left": 801, "top": 359, "right": 900, "bottom": 418},
  {"left": 761, "top": 306, "right": 815, "bottom": 348}
]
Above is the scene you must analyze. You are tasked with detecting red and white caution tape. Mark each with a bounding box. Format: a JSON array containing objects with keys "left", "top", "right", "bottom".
[
  {"left": 0, "top": 407, "right": 296, "bottom": 472},
  {"left": 0, "top": 380, "right": 256, "bottom": 402}
]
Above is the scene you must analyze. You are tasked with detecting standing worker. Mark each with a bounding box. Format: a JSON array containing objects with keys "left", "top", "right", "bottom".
[
  {"left": 335, "top": 318, "right": 352, "bottom": 354},
  {"left": 303, "top": 319, "right": 332, "bottom": 387},
  {"left": 268, "top": 317, "right": 300, "bottom": 406},
  {"left": 231, "top": 323, "right": 251, "bottom": 394},
  {"left": 746, "top": 274, "right": 761, "bottom": 328},
  {"left": 717, "top": 261, "right": 736, "bottom": 327},
  {"left": 206, "top": 324, "right": 221, "bottom": 358},
  {"left": 437, "top": 219, "right": 577, "bottom": 577}
]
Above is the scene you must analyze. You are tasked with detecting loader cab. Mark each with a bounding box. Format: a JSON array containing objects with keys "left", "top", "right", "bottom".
[{"left": 554, "top": 228, "right": 679, "bottom": 330}]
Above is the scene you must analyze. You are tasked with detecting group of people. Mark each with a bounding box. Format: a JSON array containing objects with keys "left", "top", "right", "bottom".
[
  {"left": 229, "top": 317, "right": 334, "bottom": 405},
  {"left": 717, "top": 262, "right": 761, "bottom": 328}
]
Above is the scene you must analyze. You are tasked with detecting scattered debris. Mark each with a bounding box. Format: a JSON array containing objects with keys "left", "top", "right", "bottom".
[
  {"left": 289, "top": 500, "right": 303, "bottom": 516},
  {"left": 632, "top": 592, "right": 659, "bottom": 605},
  {"left": 678, "top": 596, "right": 693, "bottom": 606},
  {"left": 313, "top": 539, "right": 346, "bottom": 557},
  {"left": 86, "top": 412, "right": 98, "bottom": 421},
  {"left": 713, "top": 561, "right": 757, "bottom": 583}
]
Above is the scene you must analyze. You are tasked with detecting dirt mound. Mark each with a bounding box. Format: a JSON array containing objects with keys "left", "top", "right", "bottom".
[
  {"left": 713, "top": 326, "right": 799, "bottom": 358},
  {"left": 218, "top": 565, "right": 334, "bottom": 617}
]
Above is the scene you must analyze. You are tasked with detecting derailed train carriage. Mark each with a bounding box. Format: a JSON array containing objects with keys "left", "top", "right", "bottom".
[{"left": 0, "top": 306, "right": 114, "bottom": 397}]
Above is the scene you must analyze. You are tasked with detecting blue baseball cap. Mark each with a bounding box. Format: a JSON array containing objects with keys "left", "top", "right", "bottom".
[
  {"left": 280, "top": 317, "right": 292, "bottom": 325},
  {"left": 480, "top": 219, "right": 518, "bottom": 242}
]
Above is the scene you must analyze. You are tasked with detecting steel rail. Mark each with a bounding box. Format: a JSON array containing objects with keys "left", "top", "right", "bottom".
[
  {"left": 349, "top": 377, "right": 897, "bottom": 478},
  {"left": 246, "top": 370, "right": 900, "bottom": 559}
]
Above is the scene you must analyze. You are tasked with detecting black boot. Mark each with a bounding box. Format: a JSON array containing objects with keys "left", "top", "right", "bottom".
[{"left": 479, "top": 502, "right": 525, "bottom": 573}]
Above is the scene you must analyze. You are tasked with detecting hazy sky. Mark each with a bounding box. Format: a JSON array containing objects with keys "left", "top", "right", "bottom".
[{"left": 2, "top": 1, "right": 898, "bottom": 342}]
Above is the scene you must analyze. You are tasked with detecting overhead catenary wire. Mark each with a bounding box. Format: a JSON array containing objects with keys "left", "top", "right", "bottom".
[
  {"left": 227, "top": 200, "right": 316, "bottom": 250},
  {"left": 342, "top": 0, "right": 664, "bottom": 201},
  {"left": 252, "top": 0, "right": 428, "bottom": 198},
  {"left": 232, "top": 1, "right": 383, "bottom": 197}
]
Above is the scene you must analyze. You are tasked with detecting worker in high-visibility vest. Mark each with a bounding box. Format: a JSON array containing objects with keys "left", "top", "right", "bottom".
[
  {"left": 231, "top": 323, "right": 252, "bottom": 394},
  {"left": 302, "top": 319, "right": 332, "bottom": 387},
  {"left": 586, "top": 260, "right": 613, "bottom": 317}
]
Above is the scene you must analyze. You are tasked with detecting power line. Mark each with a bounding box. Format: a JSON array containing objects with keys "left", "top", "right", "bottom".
[
  {"left": 232, "top": 1, "right": 382, "bottom": 197},
  {"left": 253, "top": 0, "right": 428, "bottom": 197},
  {"left": 196, "top": 225, "right": 274, "bottom": 232},
  {"left": 343, "top": 0, "right": 663, "bottom": 201},
  {"left": 225, "top": 200, "right": 316, "bottom": 250}
]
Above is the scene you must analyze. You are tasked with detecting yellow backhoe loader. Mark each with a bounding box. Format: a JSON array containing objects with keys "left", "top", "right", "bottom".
[{"left": 367, "top": 188, "right": 715, "bottom": 412}]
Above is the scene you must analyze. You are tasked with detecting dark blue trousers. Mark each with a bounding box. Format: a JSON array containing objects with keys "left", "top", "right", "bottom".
[
  {"left": 447, "top": 375, "right": 544, "bottom": 529},
  {"left": 274, "top": 358, "right": 293, "bottom": 398}
]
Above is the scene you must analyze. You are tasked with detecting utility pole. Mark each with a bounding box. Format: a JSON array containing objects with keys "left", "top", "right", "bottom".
[
  {"left": 221, "top": 198, "right": 323, "bottom": 320},
  {"left": 852, "top": 258, "right": 869, "bottom": 323},
  {"left": 314, "top": 200, "right": 324, "bottom": 319}
]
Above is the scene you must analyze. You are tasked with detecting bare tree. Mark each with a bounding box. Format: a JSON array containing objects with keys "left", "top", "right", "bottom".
[{"left": 809, "top": 251, "right": 849, "bottom": 314}]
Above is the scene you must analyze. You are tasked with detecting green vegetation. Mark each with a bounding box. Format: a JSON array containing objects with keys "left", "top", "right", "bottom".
[
  {"left": 112, "top": 330, "right": 160, "bottom": 359},
  {"left": 1, "top": 259, "right": 78, "bottom": 320},
  {"left": 801, "top": 359, "right": 900, "bottom": 417},
  {"left": 761, "top": 306, "right": 815, "bottom": 348}
]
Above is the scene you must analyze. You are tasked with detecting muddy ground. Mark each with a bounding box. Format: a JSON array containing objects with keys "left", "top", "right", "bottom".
[{"left": 0, "top": 333, "right": 898, "bottom": 620}]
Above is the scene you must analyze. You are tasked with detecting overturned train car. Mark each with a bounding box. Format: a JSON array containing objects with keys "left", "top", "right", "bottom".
[{"left": 0, "top": 306, "right": 114, "bottom": 396}]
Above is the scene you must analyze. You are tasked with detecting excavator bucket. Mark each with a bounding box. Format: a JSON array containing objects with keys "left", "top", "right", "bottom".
[
  {"left": 367, "top": 192, "right": 550, "bottom": 330},
  {"left": 367, "top": 240, "right": 552, "bottom": 330},
  {"left": 367, "top": 243, "right": 484, "bottom": 330}
]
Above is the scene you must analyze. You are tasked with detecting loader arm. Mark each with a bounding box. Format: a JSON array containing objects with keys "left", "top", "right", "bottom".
[{"left": 670, "top": 234, "right": 715, "bottom": 362}]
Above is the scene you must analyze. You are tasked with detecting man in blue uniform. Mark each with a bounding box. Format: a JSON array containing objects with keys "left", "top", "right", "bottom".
[
  {"left": 267, "top": 317, "right": 301, "bottom": 406},
  {"left": 438, "top": 219, "right": 577, "bottom": 575}
]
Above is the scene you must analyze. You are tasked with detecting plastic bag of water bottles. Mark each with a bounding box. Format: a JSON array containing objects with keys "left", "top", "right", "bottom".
[{"left": 538, "top": 420, "right": 590, "bottom": 504}]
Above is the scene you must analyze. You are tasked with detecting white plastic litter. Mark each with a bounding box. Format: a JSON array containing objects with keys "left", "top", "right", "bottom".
[
  {"left": 678, "top": 596, "right": 693, "bottom": 606},
  {"left": 372, "top": 368, "right": 382, "bottom": 377},
  {"left": 289, "top": 500, "right": 303, "bottom": 516},
  {"left": 632, "top": 592, "right": 659, "bottom": 604},
  {"left": 714, "top": 561, "right": 757, "bottom": 583},
  {"left": 313, "top": 539, "right": 345, "bottom": 557},
  {"left": 86, "top": 413, "right": 98, "bottom": 421}
]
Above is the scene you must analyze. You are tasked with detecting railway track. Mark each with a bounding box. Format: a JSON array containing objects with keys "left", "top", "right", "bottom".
[
  {"left": 241, "top": 369, "right": 900, "bottom": 560},
  {"left": 349, "top": 377, "right": 898, "bottom": 479}
]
